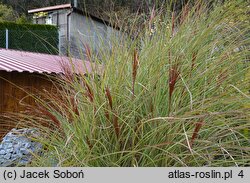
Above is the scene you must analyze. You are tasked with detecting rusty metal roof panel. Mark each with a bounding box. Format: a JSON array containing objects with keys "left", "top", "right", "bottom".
[{"left": 0, "top": 49, "right": 93, "bottom": 75}]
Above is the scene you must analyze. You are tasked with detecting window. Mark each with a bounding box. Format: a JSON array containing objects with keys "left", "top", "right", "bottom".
[{"left": 46, "top": 14, "right": 52, "bottom": 25}]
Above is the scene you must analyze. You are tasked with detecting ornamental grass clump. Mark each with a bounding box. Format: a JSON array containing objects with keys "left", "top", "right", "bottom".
[{"left": 29, "top": 1, "right": 249, "bottom": 166}]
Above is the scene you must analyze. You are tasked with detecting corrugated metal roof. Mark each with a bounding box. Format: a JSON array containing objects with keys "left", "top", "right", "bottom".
[
  {"left": 0, "top": 49, "right": 93, "bottom": 75},
  {"left": 28, "top": 4, "right": 71, "bottom": 14}
]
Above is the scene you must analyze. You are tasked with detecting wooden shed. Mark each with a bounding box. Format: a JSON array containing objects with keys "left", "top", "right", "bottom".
[
  {"left": 0, "top": 48, "right": 92, "bottom": 137},
  {"left": 0, "top": 71, "right": 52, "bottom": 112}
]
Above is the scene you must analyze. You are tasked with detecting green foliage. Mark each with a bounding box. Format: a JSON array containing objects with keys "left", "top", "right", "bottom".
[
  {"left": 15, "top": 14, "right": 31, "bottom": 24},
  {"left": 0, "top": 3, "right": 16, "bottom": 22},
  {"left": 0, "top": 22, "right": 58, "bottom": 54},
  {"left": 20, "top": 1, "right": 250, "bottom": 167}
]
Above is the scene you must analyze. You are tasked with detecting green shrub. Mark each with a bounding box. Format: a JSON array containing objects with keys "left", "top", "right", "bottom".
[
  {"left": 27, "top": 1, "right": 249, "bottom": 167},
  {"left": 0, "top": 22, "right": 58, "bottom": 54}
]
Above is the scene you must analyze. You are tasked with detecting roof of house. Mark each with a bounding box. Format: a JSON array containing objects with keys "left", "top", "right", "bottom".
[
  {"left": 0, "top": 49, "right": 93, "bottom": 75},
  {"left": 28, "top": 4, "right": 71, "bottom": 14},
  {"left": 27, "top": 3, "right": 118, "bottom": 29}
]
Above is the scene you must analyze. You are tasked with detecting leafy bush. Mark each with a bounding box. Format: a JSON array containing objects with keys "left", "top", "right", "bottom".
[
  {"left": 0, "top": 3, "right": 17, "bottom": 22},
  {"left": 0, "top": 22, "right": 58, "bottom": 54},
  {"left": 28, "top": 1, "right": 249, "bottom": 166}
]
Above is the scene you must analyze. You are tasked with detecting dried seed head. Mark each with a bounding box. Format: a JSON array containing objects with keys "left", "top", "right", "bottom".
[
  {"left": 132, "top": 49, "right": 139, "bottom": 97},
  {"left": 105, "top": 87, "right": 113, "bottom": 110},
  {"left": 190, "top": 121, "right": 204, "bottom": 147}
]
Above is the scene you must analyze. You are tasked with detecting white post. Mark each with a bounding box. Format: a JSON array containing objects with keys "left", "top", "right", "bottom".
[
  {"left": 5, "top": 29, "right": 8, "bottom": 49},
  {"left": 58, "top": 29, "right": 61, "bottom": 55},
  {"left": 74, "top": 0, "right": 78, "bottom": 8}
]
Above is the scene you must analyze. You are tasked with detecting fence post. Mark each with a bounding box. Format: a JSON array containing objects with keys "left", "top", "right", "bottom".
[
  {"left": 5, "top": 29, "right": 8, "bottom": 49},
  {"left": 58, "top": 29, "right": 61, "bottom": 55}
]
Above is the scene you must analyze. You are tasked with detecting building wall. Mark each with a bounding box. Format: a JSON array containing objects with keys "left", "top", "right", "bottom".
[
  {"left": 33, "top": 17, "right": 46, "bottom": 24},
  {"left": 0, "top": 71, "right": 53, "bottom": 113},
  {"left": 69, "top": 12, "right": 105, "bottom": 58},
  {"left": 69, "top": 12, "right": 121, "bottom": 59},
  {"left": 56, "top": 9, "right": 70, "bottom": 56},
  {"left": 0, "top": 71, "right": 54, "bottom": 137},
  {"left": 31, "top": 9, "right": 120, "bottom": 59}
]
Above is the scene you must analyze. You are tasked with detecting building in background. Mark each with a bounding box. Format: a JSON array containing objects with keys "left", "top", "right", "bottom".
[{"left": 28, "top": 1, "right": 119, "bottom": 59}]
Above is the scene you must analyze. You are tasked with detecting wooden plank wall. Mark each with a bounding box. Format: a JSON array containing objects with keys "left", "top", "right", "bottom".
[{"left": 0, "top": 71, "right": 54, "bottom": 138}]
